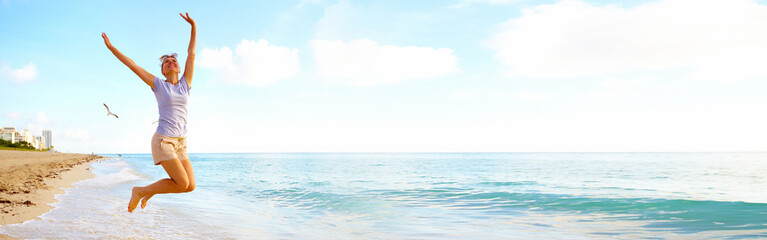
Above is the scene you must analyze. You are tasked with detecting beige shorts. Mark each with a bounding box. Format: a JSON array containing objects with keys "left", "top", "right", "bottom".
[{"left": 151, "top": 133, "right": 189, "bottom": 165}]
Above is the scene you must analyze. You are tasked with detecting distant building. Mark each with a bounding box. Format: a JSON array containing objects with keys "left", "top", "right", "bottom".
[
  {"left": 17, "top": 129, "right": 37, "bottom": 149},
  {"left": 36, "top": 136, "right": 46, "bottom": 150},
  {"left": 43, "top": 130, "right": 52, "bottom": 149},
  {"left": 1, "top": 127, "right": 18, "bottom": 144},
  {"left": 0, "top": 127, "right": 50, "bottom": 150},
  {"left": 22, "top": 129, "right": 37, "bottom": 148}
]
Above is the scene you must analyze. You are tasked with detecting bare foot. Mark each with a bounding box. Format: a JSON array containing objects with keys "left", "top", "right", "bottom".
[
  {"left": 140, "top": 193, "right": 155, "bottom": 209},
  {"left": 128, "top": 187, "right": 144, "bottom": 213}
]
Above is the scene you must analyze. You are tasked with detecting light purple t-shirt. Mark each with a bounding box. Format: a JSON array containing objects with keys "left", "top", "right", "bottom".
[{"left": 153, "top": 76, "right": 190, "bottom": 137}]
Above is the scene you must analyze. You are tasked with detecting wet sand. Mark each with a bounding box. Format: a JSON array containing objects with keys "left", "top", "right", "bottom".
[{"left": 0, "top": 150, "right": 103, "bottom": 239}]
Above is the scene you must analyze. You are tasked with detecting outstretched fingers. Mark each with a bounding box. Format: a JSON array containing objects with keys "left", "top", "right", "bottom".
[
  {"left": 102, "top": 33, "right": 111, "bottom": 46},
  {"left": 180, "top": 12, "right": 194, "bottom": 24}
]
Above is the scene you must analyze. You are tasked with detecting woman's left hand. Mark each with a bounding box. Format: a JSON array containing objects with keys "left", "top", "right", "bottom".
[{"left": 180, "top": 12, "right": 195, "bottom": 25}]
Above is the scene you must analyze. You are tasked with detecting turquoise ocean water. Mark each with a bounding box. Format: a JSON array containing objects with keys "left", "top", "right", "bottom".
[{"left": 1, "top": 152, "right": 766, "bottom": 239}]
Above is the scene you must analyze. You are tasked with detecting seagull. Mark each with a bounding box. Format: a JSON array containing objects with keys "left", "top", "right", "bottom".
[{"left": 103, "top": 103, "right": 119, "bottom": 118}]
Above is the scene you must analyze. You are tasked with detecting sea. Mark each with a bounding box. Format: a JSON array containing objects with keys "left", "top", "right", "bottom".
[{"left": 1, "top": 152, "right": 766, "bottom": 239}]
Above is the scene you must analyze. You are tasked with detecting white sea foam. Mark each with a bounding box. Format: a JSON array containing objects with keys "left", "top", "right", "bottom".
[
  {"left": 0, "top": 158, "right": 223, "bottom": 239},
  {"left": 78, "top": 167, "right": 148, "bottom": 187},
  {"left": 2, "top": 153, "right": 766, "bottom": 239}
]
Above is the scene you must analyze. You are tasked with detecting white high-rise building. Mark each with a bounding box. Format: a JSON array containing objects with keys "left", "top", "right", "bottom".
[{"left": 43, "top": 130, "right": 52, "bottom": 149}]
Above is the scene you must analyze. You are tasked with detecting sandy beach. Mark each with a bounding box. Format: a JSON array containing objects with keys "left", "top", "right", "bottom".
[{"left": 0, "top": 150, "right": 102, "bottom": 239}]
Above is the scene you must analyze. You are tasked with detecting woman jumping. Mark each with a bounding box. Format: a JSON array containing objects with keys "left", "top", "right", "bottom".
[{"left": 102, "top": 13, "right": 197, "bottom": 213}]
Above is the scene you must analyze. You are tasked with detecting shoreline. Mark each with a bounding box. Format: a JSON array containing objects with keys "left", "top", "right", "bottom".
[{"left": 0, "top": 150, "right": 103, "bottom": 239}]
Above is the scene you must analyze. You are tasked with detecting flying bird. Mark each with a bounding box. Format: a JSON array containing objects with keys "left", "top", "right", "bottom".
[{"left": 103, "top": 103, "right": 119, "bottom": 118}]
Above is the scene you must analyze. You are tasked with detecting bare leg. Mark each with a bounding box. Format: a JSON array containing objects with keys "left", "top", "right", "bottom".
[
  {"left": 141, "top": 159, "right": 195, "bottom": 209},
  {"left": 181, "top": 159, "right": 196, "bottom": 192},
  {"left": 128, "top": 159, "right": 189, "bottom": 212}
]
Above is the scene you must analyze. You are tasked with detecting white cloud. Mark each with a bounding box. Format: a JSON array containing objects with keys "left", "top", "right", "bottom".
[
  {"left": 582, "top": 78, "right": 643, "bottom": 101},
  {"left": 35, "top": 111, "right": 49, "bottom": 125},
  {"left": 198, "top": 39, "right": 300, "bottom": 86},
  {"left": 20, "top": 112, "right": 52, "bottom": 136},
  {"left": 519, "top": 101, "right": 767, "bottom": 152},
  {"left": 312, "top": 39, "right": 459, "bottom": 86},
  {"left": 297, "top": 0, "right": 324, "bottom": 8},
  {"left": 4, "top": 112, "right": 21, "bottom": 120},
  {"left": 0, "top": 63, "right": 37, "bottom": 83},
  {"left": 582, "top": 89, "right": 641, "bottom": 101},
  {"left": 466, "top": 0, "right": 517, "bottom": 3},
  {"left": 64, "top": 128, "right": 91, "bottom": 140},
  {"left": 514, "top": 91, "right": 553, "bottom": 100},
  {"left": 452, "top": 91, "right": 510, "bottom": 99},
  {"left": 313, "top": 1, "right": 365, "bottom": 41},
  {"left": 452, "top": 91, "right": 477, "bottom": 99},
  {"left": 448, "top": 0, "right": 520, "bottom": 8},
  {"left": 188, "top": 100, "right": 767, "bottom": 152},
  {"left": 25, "top": 124, "right": 44, "bottom": 137},
  {"left": 51, "top": 127, "right": 95, "bottom": 153},
  {"left": 487, "top": 0, "right": 767, "bottom": 82},
  {"left": 1, "top": 111, "right": 50, "bottom": 133}
]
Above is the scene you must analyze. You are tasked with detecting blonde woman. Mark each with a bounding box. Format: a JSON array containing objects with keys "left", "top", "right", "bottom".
[{"left": 102, "top": 13, "right": 197, "bottom": 213}]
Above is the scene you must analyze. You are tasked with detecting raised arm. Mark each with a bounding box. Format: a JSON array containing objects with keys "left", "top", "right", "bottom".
[
  {"left": 180, "top": 13, "right": 196, "bottom": 87},
  {"left": 102, "top": 33, "right": 155, "bottom": 90}
]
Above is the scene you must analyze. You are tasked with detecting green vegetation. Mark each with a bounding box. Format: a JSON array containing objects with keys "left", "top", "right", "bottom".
[{"left": 0, "top": 138, "right": 48, "bottom": 151}]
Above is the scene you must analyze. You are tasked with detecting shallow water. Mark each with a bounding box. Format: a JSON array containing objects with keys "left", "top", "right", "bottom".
[{"left": 2, "top": 153, "right": 766, "bottom": 239}]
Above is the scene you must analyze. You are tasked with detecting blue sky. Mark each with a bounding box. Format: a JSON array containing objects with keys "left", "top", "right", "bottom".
[{"left": 1, "top": 0, "right": 766, "bottom": 153}]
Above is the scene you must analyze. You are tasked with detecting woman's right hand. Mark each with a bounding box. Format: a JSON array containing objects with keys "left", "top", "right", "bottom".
[{"left": 102, "top": 32, "right": 112, "bottom": 47}]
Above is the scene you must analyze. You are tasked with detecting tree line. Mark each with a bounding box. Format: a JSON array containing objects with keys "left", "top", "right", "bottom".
[{"left": 0, "top": 138, "right": 43, "bottom": 151}]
